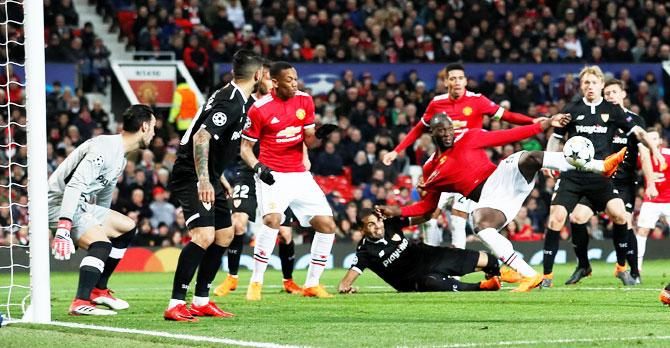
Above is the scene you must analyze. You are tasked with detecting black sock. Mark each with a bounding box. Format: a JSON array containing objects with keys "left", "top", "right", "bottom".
[
  {"left": 612, "top": 223, "right": 628, "bottom": 267},
  {"left": 482, "top": 253, "right": 500, "bottom": 276},
  {"left": 626, "top": 228, "right": 639, "bottom": 277},
  {"left": 227, "top": 234, "right": 244, "bottom": 276},
  {"left": 76, "top": 241, "right": 112, "bottom": 300},
  {"left": 543, "top": 228, "right": 560, "bottom": 274},
  {"left": 96, "top": 228, "right": 136, "bottom": 289},
  {"left": 571, "top": 223, "right": 591, "bottom": 269},
  {"left": 665, "top": 283, "right": 670, "bottom": 291},
  {"left": 195, "top": 244, "right": 227, "bottom": 297},
  {"left": 171, "top": 242, "right": 206, "bottom": 300},
  {"left": 279, "top": 240, "right": 295, "bottom": 280}
]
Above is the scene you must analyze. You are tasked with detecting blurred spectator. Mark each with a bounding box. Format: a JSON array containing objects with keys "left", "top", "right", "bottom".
[{"left": 150, "top": 187, "right": 175, "bottom": 228}]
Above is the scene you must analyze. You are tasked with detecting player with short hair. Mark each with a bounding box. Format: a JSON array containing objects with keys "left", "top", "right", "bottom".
[
  {"left": 377, "top": 112, "right": 625, "bottom": 292},
  {"left": 48, "top": 104, "right": 156, "bottom": 315},
  {"left": 164, "top": 49, "right": 264, "bottom": 321},
  {"left": 214, "top": 63, "right": 305, "bottom": 296},
  {"left": 541, "top": 66, "right": 663, "bottom": 286},
  {"left": 338, "top": 208, "right": 502, "bottom": 294},
  {"left": 636, "top": 129, "right": 670, "bottom": 279},
  {"left": 383, "top": 63, "right": 541, "bottom": 251},
  {"left": 552, "top": 79, "right": 649, "bottom": 287},
  {"left": 241, "top": 61, "right": 338, "bottom": 300}
]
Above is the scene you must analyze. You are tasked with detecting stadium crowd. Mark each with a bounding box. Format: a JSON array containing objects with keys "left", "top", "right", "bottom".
[{"left": 2, "top": 0, "right": 670, "bottom": 248}]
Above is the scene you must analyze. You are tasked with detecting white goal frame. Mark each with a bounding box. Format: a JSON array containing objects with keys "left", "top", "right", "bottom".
[{"left": 22, "top": 0, "right": 51, "bottom": 323}]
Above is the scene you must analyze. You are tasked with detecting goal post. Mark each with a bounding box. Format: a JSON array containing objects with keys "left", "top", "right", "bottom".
[{"left": 23, "top": 0, "right": 51, "bottom": 323}]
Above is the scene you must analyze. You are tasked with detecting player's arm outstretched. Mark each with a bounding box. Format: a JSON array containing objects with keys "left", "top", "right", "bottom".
[
  {"left": 338, "top": 269, "right": 360, "bottom": 294},
  {"left": 473, "top": 113, "right": 570, "bottom": 149}
]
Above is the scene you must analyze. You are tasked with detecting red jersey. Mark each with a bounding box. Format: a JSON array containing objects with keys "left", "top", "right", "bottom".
[
  {"left": 400, "top": 123, "right": 544, "bottom": 217},
  {"left": 394, "top": 90, "right": 534, "bottom": 153},
  {"left": 643, "top": 147, "right": 670, "bottom": 203},
  {"left": 242, "top": 90, "right": 315, "bottom": 173}
]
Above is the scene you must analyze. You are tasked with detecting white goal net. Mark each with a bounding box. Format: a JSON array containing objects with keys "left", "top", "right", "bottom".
[{"left": 0, "top": 0, "right": 50, "bottom": 324}]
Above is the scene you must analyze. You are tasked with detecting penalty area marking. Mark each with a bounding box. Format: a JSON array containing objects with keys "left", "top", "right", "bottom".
[
  {"left": 45, "top": 321, "right": 305, "bottom": 348},
  {"left": 437, "top": 335, "right": 670, "bottom": 347}
]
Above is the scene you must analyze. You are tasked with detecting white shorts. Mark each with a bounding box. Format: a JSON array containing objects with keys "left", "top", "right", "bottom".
[
  {"left": 48, "top": 200, "right": 110, "bottom": 239},
  {"left": 637, "top": 202, "right": 670, "bottom": 229},
  {"left": 471, "top": 151, "right": 534, "bottom": 227},
  {"left": 438, "top": 192, "right": 472, "bottom": 213},
  {"left": 255, "top": 171, "right": 332, "bottom": 227}
]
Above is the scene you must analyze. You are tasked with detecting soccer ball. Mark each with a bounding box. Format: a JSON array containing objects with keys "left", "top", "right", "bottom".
[{"left": 563, "top": 136, "right": 595, "bottom": 167}]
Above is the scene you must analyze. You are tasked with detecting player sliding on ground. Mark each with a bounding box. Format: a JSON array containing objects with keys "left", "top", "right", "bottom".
[
  {"left": 241, "top": 61, "right": 339, "bottom": 300},
  {"left": 383, "top": 63, "right": 544, "bottom": 251},
  {"left": 338, "top": 208, "right": 503, "bottom": 294},
  {"left": 48, "top": 104, "right": 156, "bottom": 315},
  {"left": 376, "top": 112, "right": 626, "bottom": 292}
]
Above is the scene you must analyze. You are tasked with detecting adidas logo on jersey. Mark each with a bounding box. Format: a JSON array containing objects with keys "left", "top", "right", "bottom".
[{"left": 271, "top": 117, "right": 280, "bottom": 124}]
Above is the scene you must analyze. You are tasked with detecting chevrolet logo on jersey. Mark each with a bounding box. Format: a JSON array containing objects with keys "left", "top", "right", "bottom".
[
  {"left": 601, "top": 113, "right": 609, "bottom": 122},
  {"left": 463, "top": 106, "right": 473, "bottom": 116},
  {"left": 575, "top": 125, "right": 608, "bottom": 134},
  {"left": 276, "top": 126, "right": 302, "bottom": 142},
  {"left": 296, "top": 108, "right": 306, "bottom": 120}
]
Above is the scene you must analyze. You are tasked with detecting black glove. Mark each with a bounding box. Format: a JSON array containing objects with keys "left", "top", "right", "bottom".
[
  {"left": 315, "top": 124, "right": 338, "bottom": 139},
  {"left": 253, "top": 162, "right": 275, "bottom": 185}
]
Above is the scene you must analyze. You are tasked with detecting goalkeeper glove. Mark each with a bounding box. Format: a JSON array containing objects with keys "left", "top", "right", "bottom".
[
  {"left": 52, "top": 219, "right": 75, "bottom": 261},
  {"left": 254, "top": 162, "right": 275, "bottom": 185}
]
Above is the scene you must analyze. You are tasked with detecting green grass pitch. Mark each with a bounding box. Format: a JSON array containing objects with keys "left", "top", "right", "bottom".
[{"left": 1, "top": 260, "right": 669, "bottom": 347}]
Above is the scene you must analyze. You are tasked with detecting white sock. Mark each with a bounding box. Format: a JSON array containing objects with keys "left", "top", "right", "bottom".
[
  {"left": 636, "top": 234, "right": 647, "bottom": 273},
  {"left": 450, "top": 215, "right": 467, "bottom": 249},
  {"left": 477, "top": 228, "right": 537, "bottom": 277},
  {"left": 542, "top": 151, "right": 576, "bottom": 171},
  {"left": 250, "top": 224, "right": 279, "bottom": 284},
  {"left": 304, "top": 232, "right": 334, "bottom": 288},
  {"left": 582, "top": 159, "right": 604, "bottom": 173},
  {"left": 229, "top": 274, "right": 239, "bottom": 278},
  {"left": 168, "top": 299, "right": 185, "bottom": 309},
  {"left": 192, "top": 296, "right": 209, "bottom": 306}
]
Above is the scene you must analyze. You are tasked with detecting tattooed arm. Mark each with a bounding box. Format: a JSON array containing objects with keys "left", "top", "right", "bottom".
[{"left": 193, "top": 128, "right": 214, "bottom": 204}]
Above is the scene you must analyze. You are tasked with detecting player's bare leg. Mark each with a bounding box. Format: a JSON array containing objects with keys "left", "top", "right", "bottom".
[
  {"left": 278, "top": 226, "right": 302, "bottom": 294},
  {"left": 302, "top": 215, "right": 337, "bottom": 298},
  {"left": 214, "top": 212, "right": 248, "bottom": 296},
  {"left": 247, "top": 213, "right": 282, "bottom": 301},
  {"left": 189, "top": 226, "right": 235, "bottom": 318},
  {"left": 471, "top": 208, "right": 541, "bottom": 292},
  {"left": 69, "top": 226, "right": 116, "bottom": 316},
  {"left": 88, "top": 210, "right": 137, "bottom": 310}
]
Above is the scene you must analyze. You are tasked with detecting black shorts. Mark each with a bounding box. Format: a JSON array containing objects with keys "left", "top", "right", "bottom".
[
  {"left": 552, "top": 175, "right": 620, "bottom": 213},
  {"left": 230, "top": 170, "right": 257, "bottom": 222},
  {"left": 281, "top": 208, "right": 295, "bottom": 227},
  {"left": 422, "top": 245, "right": 481, "bottom": 277},
  {"left": 170, "top": 179, "right": 231, "bottom": 230},
  {"left": 578, "top": 179, "right": 636, "bottom": 213}
]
